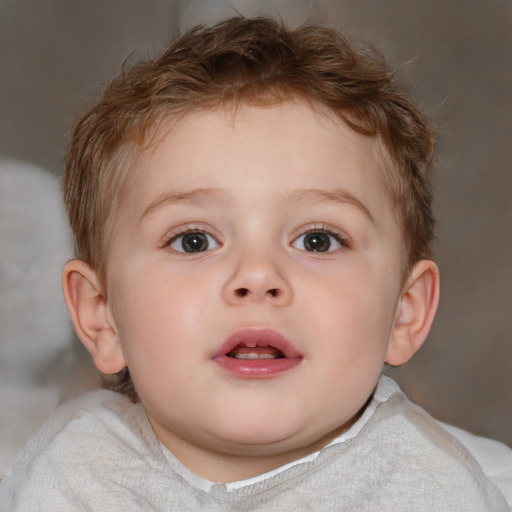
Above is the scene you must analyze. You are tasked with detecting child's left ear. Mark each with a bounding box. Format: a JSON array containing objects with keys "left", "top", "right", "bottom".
[{"left": 385, "top": 259, "right": 440, "bottom": 366}]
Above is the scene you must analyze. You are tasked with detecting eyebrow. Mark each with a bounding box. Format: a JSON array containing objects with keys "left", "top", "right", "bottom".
[
  {"left": 280, "top": 188, "right": 375, "bottom": 225},
  {"left": 140, "top": 187, "right": 230, "bottom": 222}
]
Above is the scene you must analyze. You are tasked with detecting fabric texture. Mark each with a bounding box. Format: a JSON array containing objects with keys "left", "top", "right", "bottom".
[{"left": 0, "top": 376, "right": 509, "bottom": 511}]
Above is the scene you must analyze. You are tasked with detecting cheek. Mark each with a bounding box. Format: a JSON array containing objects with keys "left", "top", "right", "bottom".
[
  {"left": 114, "top": 298, "right": 194, "bottom": 407},
  {"left": 110, "top": 263, "right": 217, "bottom": 371},
  {"left": 301, "top": 265, "right": 397, "bottom": 353}
]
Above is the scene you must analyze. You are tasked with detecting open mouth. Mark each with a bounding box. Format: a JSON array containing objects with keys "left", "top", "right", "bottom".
[
  {"left": 226, "top": 345, "right": 285, "bottom": 360},
  {"left": 212, "top": 328, "right": 302, "bottom": 378}
]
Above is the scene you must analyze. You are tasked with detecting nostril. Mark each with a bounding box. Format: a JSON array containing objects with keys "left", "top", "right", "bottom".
[
  {"left": 235, "top": 288, "right": 249, "bottom": 298},
  {"left": 233, "top": 288, "right": 282, "bottom": 299}
]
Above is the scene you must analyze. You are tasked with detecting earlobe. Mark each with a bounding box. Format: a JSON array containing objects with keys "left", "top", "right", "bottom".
[
  {"left": 385, "top": 260, "right": 440, "bottom": 366},
  {"left": 62, "top": 259, "right": 127, "bottom": 374}
]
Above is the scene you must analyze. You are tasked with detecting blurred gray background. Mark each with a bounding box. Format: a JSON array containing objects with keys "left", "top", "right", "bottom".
[{"left": 0, "top": 0, "right": 510, "bottom": 448}]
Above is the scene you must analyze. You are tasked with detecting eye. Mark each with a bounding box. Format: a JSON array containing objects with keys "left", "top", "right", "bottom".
[
  {"left": 168, "top": 231, "right": 220, "bottom": 253},
  {"left": 292, "top": 230, "right": 346, "bottom": 253}
]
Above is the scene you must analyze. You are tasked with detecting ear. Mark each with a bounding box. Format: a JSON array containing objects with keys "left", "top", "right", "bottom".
[
  {"left": 62, "top": 259, "right": 127, "bottom": 374},
  {"left": 385, "top": 260, "right": 440, "bottom": 366}
]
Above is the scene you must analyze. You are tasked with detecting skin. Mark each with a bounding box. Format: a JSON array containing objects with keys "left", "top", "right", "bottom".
[{"left": 63, "top": 101, "right": 439, "bottom": 483}]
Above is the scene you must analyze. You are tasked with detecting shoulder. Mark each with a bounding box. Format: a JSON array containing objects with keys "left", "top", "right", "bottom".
[
  {"left": 15, "top": 388, "right": 152, "bottom": 455},
  {"left": 363, "top": 375, "right": 511, "bottom": 510},
  {"left": 0, "top": 389, "right": 168, "bottom": 510},
  {"left": 439, "top": 422, "right": 512, "bottom": 509},
  {"left": 376, "top": 376, "right": 512, "bottom": 507}
]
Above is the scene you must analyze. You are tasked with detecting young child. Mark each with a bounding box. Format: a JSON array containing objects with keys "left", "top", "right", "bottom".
[{"left": 1, "top": 17, "right": 510, "bottom": 511}]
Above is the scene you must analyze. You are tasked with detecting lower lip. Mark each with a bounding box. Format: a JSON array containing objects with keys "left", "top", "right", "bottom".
[{"left": 212, "top": 355, "right": 302, "bottom": 378}]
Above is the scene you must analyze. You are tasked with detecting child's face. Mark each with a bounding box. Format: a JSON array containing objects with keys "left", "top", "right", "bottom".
[{"left": 105, "top": 102, "right": 406, "bottom": 477}]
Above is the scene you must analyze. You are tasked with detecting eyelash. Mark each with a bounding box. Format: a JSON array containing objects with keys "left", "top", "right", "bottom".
[
  {"left": 291, "top": 225, "right": 350, "bottom": 252},
  {"left": 162, "top": 225, "right": 222, "bottom": 253},
  {"left": 162, "top": 223, "right": 350, "bottom": 254}
]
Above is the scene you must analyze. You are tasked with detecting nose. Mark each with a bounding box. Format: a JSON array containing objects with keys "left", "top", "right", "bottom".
[{"left": 221, "top": 247, "right": 293, "bottom": 307}]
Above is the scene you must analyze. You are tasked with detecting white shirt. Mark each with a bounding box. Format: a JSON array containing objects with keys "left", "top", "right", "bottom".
[{"left": 161, "top": 375, "right": 512, "bottom": 507}]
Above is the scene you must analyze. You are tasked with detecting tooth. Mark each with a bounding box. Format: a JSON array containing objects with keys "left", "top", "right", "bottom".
[{"left": 234, "top": 353, "right": 276, "bottom": 360}]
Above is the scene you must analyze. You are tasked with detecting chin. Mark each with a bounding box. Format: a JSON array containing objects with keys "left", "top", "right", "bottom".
[{"left": 209, "top": 413, "right": 303, "bottom": 452}]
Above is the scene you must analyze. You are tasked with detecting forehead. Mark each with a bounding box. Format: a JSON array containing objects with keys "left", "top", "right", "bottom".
[
  {"left": 134, "top": 102, "right": 386, "bottom": 183},
  {"left": 118, "top": 102, "right": 397, "bottom": 229}
]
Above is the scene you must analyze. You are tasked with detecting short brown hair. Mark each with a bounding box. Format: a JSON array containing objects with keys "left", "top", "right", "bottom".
[{"left": 64, "top": 17, "right": 436, "bottom": 398}]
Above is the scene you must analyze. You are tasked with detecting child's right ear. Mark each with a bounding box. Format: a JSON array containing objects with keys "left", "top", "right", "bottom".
[{"left": 62, "top": 259, "right": 127, "bottom": 375}]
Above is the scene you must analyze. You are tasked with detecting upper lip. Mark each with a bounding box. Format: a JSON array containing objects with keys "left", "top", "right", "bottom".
[{"left": 212, "top": 328, "right": 303, "bottom": 359}]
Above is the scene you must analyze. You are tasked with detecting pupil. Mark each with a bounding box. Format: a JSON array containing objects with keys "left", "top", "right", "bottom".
[
  {"left": 182, "top": 232, "right": 207, "bottom": 253},
  {"left": 304, "top": 232, "right": 330, "bottom": 252}
]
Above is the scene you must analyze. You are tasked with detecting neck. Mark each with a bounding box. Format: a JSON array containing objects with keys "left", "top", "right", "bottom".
[{"left": 148, "top": 412, "right": 362, "bottom": 484}]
